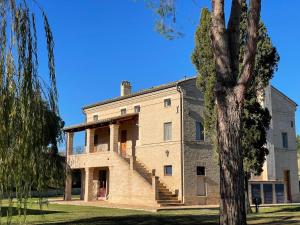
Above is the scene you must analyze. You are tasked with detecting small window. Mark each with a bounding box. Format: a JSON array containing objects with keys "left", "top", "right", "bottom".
[
  {"left": 197, "top": 166, "right": 205, "bottom": 176},
  {"left": 164, "top": 98, "right": 171, "bottom": 107},
  {"left": 164, "top": 165, "right": 172, "bottom": 176},
  {"left": 291, "top": 121, "right": 294, "bottom": 128},
  {"left": 121, "top": 108, "right": 127, "bottom": 115},
  {"left": 134, "top": 105, "right": 140, "bottom": 113},
  {"left": 93, "top": 115, "right": 99, "bottom": 121},
  {"left": 275, "top": 184, "right": 285, "bottom": 203},
  {"left": 251, "top": 184, "right": 261, "bottom": 204},
  {"left": 263, "top": 184, "right": 273, "bottom": 204},
  {"left": 94, "top": 134, "right": 98, "bottom": 145},
  {"left": 164, "top": 122, "right": 172, "bottom": 141},
  {"left": 282, "top": 132, "right": 288, "bottom": 148},
  {"left": 196, "top": 122, "right": 204, "bottom": 141}
]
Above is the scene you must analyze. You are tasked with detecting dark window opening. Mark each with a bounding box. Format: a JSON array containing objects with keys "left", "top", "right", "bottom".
[
  {"left": 164, "top": 98, "right": 171, "bottom": 107},
  {"left": 251, "top": 184, "right": 261, "bottom": 204},
  {"left": 275, "top": 184, "right": 285, "bottom": 203},
  {"left": 164, "top": 165, "right": 172, "bottom": 176},
  {"left": 197, "top": 166, "right": 205, "bottom": 176},
  {"left": 121, "top": 108, "right": 127, "bottom": 115},
  {"left": 134, "top": 105, "right": 140, "bottom": 113},
  {"left": 263, "top": 184, "right": 273, "bottom": 204},
  {"left": 196, "top": 122, "right": 205, "bottom": 141},
  {"left": 282, "top": 132, "right": 288, "bottom": 148}
]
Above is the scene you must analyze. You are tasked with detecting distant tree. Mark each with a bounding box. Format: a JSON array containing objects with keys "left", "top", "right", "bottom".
[
  {"left": 191, "top": 0, "right": 278, "bottom": 217},
  {"left": 0, "top": 0, "right": 63, "bottom": 222}
]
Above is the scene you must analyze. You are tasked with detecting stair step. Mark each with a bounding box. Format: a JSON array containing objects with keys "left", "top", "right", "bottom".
[
  {"left": 159, "top": 203, "right": 185, "bottom": 207},
  {"left": 159, "top": 196, "right": 178, "bottom": 200},
  {"left": 130, "top": 157, "right": 181, "bottom": 203},
  {"left": 159, "top": 194, "right": 177, "bottom": 198},
  {"left": 157, "top": 200, "right": 182, "bottom": 204},
  {"left": 159, "top": 189, "right": 169, "bottom": 192}
]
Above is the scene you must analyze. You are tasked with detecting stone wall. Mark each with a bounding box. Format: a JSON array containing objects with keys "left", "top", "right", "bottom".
[
  {"left": 85, "top": 86, "right": 183, "bottom": 199},
  {"left": 270, "top": 87, "right": 300, "bottom": 202},
  {"left": 108, "top": 153, "right": 157, "bottom": 206},
  {"left": 180, "top": 79, "right": 220, "bottom": 205}
]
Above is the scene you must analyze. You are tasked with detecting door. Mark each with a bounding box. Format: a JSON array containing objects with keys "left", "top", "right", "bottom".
[
  {"left": 121, "top": 130, "right": 127, "bottom": 156},
  {"left": 98, "top": 170, "right": 107, "bottom": 198},
  {"left": 284, "top": 170, "right": 291, "bottom": 202}
]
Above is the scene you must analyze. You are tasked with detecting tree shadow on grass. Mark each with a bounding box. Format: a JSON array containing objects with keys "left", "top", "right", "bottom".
[
  {"left": 1, "top": 207, "right": 62, "bottom": 217},
  {"left": 43, "top": 214, "right": 219, "bottom": 225},
  {"left": 263, "top": 206, "right": 300, "bottom": 214},
  {"left": 248, "top": 216, "right": 299, "bottom": 225}
]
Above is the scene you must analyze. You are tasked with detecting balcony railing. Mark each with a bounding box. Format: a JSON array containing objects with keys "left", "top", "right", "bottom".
[{"left": 73, "top": 146, "right": 86, "bottom": 155}]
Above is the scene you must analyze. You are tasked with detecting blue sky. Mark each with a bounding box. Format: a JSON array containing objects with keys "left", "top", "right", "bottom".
[{"left": 31, "top": 1, "right": 300, "bottom": 147}]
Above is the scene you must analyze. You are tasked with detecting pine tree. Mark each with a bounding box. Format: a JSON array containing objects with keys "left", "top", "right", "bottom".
[{"left": 192, "top": 2, "right": 279, "bottom": 215}]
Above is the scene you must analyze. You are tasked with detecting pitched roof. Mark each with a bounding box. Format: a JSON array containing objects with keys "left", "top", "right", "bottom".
[
  {"left": 82, "top": 76, "right": 196, "bottom": 110},
  {"left": 271, "top": 86, "right": 298, "bottom": 107},
  {"left": 81, "top": 76, "right": 297, "bottom": 111},
  {"left": 63, "top": 113, "right": 138, "bottom": 132}
]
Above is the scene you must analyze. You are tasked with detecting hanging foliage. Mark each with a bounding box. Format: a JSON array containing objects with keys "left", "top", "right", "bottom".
[{"left": 0, "top": 0, "right": 64, "bottom": 223}]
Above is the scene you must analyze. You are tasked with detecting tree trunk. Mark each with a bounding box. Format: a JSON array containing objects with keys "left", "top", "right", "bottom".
[
  {"left": 245, "top": 173, "right": 253, "bottom": 214},
  {"left": 217, "top": 89, "right": 246, "bottom": 225}
]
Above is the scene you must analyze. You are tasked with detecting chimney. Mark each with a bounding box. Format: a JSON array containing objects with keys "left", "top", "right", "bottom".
[{"left": 121, "top": 81, "right": 132, "bottom": 96}]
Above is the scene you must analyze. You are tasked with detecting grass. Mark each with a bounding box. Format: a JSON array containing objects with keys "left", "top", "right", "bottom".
[{"left": 0, "top": 200, "right": 300, "bottom": 225}]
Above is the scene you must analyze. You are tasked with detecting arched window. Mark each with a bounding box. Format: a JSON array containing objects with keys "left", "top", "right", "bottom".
[{"left": 196, "top": 121, "right": 204, "bottom": 141}]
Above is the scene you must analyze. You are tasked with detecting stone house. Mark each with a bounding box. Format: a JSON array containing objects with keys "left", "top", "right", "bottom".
[{"left": 64, "top": 77, "right": 299, "bottom": 207}]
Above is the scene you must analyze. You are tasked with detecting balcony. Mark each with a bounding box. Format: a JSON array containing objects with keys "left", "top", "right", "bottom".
[{"left": 64, "top": 113, "right": 139, "bottom": 169}]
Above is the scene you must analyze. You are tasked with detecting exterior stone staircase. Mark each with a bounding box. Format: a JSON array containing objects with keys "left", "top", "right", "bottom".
[{"left": 120, "top": 154, "right": 183, "bottom": 207}]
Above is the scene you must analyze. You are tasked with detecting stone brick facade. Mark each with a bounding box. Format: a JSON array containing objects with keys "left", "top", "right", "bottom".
[{"left": 63, "top": 77, "right": 299, "bottom": 207}]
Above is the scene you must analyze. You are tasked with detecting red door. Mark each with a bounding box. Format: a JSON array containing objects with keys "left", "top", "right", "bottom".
[{"left": 121, "top": 130, "right": 127, "bottom": 156}]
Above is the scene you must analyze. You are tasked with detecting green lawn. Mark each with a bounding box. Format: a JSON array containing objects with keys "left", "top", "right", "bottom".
[{"left": 1, "top": 201, "right": 300, "bottom": 225}]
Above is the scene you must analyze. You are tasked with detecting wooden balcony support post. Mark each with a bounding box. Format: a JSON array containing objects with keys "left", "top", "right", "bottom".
[
  {"left": 86, "top": 129, "right": 95, "bottom": 153},
  {"left": 109, "top": 124, "right": 119, "bottom": 153},
  {"left": 66, "top": 132, "right": 74, "bottom": 156}
]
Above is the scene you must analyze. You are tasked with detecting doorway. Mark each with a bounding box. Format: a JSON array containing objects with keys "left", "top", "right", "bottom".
[
  {"left": 121, "top": 130, "right": 127, "bottom": 156},
  {"left": 98, "top": 170, "right": 107, "bottom": 199},
  {"left": 284, "top": 170, "right": 291, "bottom": 202}
]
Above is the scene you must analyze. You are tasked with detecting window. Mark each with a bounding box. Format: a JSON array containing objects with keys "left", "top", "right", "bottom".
[
  {"left": 164, "top": 98, "right": 171, "bottom": 107},
  {"left": 275, "top": 184, "right": 285, "bottom": 203},
  {"left": 282, "top": 132, "right": 288, "bottom": 148},
  {"left": 164, "top": 122, "right": 172, "bottom": 141},
  {"left": 251, "top": 184, "right": 261, "bottom": 204},
  {"left": 291, "top": 121, "right": 294, "bottom": 128},
  {"left": 196, "top": 122, "right": 205, "bottom": 141},
  {"left": 134, "top": 105, "right": 140, "bottom": 113},
  {"left": 263, "top": 184, "right": 273, "bottom": 204},
  {"left": 93, "top": 115, "right": 98, "bottom": 121},
  {"left": 164, "top": 165, "right": 172, "bottom": 176},
  {"left": 197, "top": 166, "right": 205, "bottom": 176},
  {"left": 121, "top": 108, "right": 127, "bottom": 115}
]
